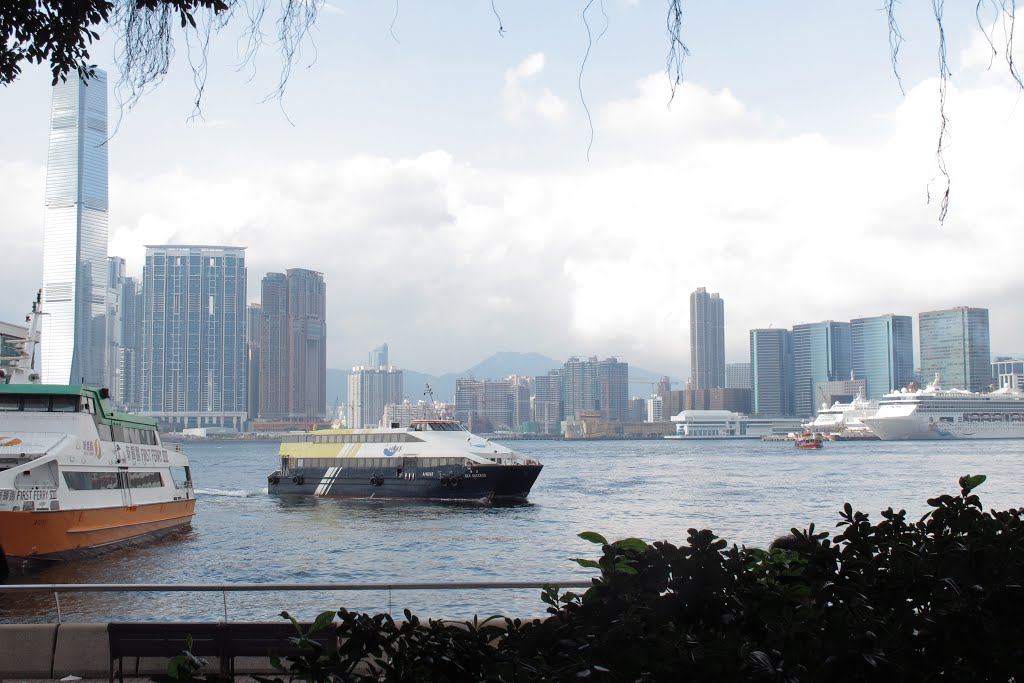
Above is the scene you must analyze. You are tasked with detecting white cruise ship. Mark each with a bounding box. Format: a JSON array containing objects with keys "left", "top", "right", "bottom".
[
  {"left": 804, "top": 395, "right": 878, "bottom": 436},
  {"left": 861, "top": 375, "right": 1024, "bottom": 440}
]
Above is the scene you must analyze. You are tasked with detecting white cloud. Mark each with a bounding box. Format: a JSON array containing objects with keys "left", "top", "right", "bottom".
[
  {"left": 4, "top": 44, "right": 1024, "bottom": 377},
  {"left": 502, "top": 52, "right": 568, "bottom": 124}
]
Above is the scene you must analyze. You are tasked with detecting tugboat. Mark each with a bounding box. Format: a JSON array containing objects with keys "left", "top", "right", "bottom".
[
  {"left": 0, "top": 293, "right": 195, "bottom": 577},
  {"left": 267, "top": 420, "right": 542, "bottom": 502}
]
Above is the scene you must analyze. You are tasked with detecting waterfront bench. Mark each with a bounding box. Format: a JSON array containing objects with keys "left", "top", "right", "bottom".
[
  {"left": 108, "top": 622, "right": 222, "bottom": 682},
  {"left": 107, "top": 621, "right": 337, "bottom": 681}
]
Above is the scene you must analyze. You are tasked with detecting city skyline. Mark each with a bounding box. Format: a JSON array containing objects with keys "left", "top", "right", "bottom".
[{"left": 3, "top": 6, "right": 1024, "bottom": 377}]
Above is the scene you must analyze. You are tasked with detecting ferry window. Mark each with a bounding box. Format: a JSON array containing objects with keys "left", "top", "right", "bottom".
[
  {"left": 51, "top": 397, "right": 77, "bottom": 412},
  {"left": 63, "top": 471, "right": 122, "bottom": 490},
  {"left": 128, "top": 471, "right": 164, "bottom": 488},
  {"left": 0, "top": 396, "right": 19, "bottom": 411},
  {"left": 112, "top": 426, "right": 126, "bottom": 442},
  {"left": 170, "top": 466, "right": 191, "bottom": 486},
  {"left": 24, "top": 396, "right": 49, "bottom": 412}
]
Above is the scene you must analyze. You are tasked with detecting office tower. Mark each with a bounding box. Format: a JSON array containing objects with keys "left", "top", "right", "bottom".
[
  {"left": 919, "top": 307, "right": 991, "bottom": 391},
  {"left": 726, "top": 362, "right": 752, "bottom": 389},
  {"left": 106, "top": 257, "right": 125, "bottom": 402},
  {"left": 41, "top": 69, "right": 109, "bottom": 386},
  {"left": 246, "top": 303, "right": 261, "bottom": 423},
  {"left": 258, "top": 273, "right": 288, "bottom": 419},
  {"left": 369, "top": 343, "right": 388, "bottom": 369},
  {"left": 750, "top": 328, "right": 794, "bottom": 417},
  {"left": 850, "top": 314, "right": 914, "bottom": 400},
  {"left": 597, "top": 357, "right": 629, "bottom": 422},
  {"left": 347, "top": 367, "right": 403, "bottom": 428},
  {"left": 792, "top": 321, "right": 852, "bottom": 417},
  {"left": 141, "top": 245, "right": 247, "bottom": 432},
  {"left": 119, "top": 276, "right": 143, "bottom": 410},
  {"left": 690, "top": 287, "right": 725, "bottom": 390},
  {"left": 285, "top": 269, "right": 327, "bottom": 420},
  {"left": 993, "top": 357, "right": 1024, "bottom": 389},
  {"left": 533, "top": 370, "right": 562, "bottom": 435}
]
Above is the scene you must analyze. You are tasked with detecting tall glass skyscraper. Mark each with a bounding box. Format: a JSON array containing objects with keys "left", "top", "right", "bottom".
[
  {"left": 750, "top": 329, "right": 794, "bottom": 417},
  {"left": 41, "top": 70, "right": 108, "bottom": 386},
  {"left": 792, "top": 321, "right": 851, "bottom": 417},
  {"left": 919, "top": 306, "right": 991, "bottom": 391},
  {"left": 690, "top": 287, "right": 725, "bottom": 389},
  {"left": 141, "top": 245, "right": 248, "bottom": 431},
  {"left": 285, "top": 269, "right": 327, "bottom": 420},
  {"left": 850, "top": 314, "right": 914, "bottom": 400},
  {"left": 369, "top": 343, "right": 389, "bottom": 369}
]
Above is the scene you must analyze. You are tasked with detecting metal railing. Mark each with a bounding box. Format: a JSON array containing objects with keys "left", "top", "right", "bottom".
[{"left": 0, "top": 579, "right": 595, "bottom": 623}]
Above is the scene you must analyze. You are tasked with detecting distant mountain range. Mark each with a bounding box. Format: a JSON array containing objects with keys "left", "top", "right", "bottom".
[{"left": 326, "top": 352, "right": 684, "bottom": 408}]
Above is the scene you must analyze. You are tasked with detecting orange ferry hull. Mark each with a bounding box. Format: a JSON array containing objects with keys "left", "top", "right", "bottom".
[{"left": 0, "top": 499, "right": 195, "bottom": 570}]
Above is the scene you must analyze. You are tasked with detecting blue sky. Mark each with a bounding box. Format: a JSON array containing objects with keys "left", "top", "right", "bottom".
[{"left": 1, "top": 1, "right": 1021, "bottom": 378}]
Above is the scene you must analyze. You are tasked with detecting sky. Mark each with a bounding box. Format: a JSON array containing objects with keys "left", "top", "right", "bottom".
[{"left": 1, "top": 1, "right": 1022, "bottom": 379}]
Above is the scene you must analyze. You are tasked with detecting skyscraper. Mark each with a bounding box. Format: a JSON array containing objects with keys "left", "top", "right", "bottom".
[
  {"left": 792, "top": 321, "right": 852, "bottom": 417},
  {"left": 533, "top": 370, "right": 562, "bottom": 435},
  {"left": 919, "top": 306, "right": 991, "bottom": 391},
  {"left": 690, "top": 287, "right": 725, "bottom": 390},
  {"left": 369, "top": 343, "right": 388, "bottom": 369},
  {"left": 725, "top": 362, "right": 752, "bottom": 389},
  {"left": 258, "top": 273, "right": 288, "bottom": 419},
  {"left": 258, "top": 269, "right": 327, "bottom": 421},
  {"left": 850, "top": 314, "right": 914, "bottom": 400},
  {"left": 41, "top": 70, "right": 109, "bottom": 386},
  {"left": 750, "top": 328, "right": 794, "bottom": 417},
  {"left": 118, "top": 276, "right": 143, "bottom": 411},
  {"left": 106, "top": 256, "right": 124, "bottom": 402},
  {"left": 597, "top": 357, "right": 629, "bottom": 422},
  {"left": 286, "top": 268, "right": 327, "bottom": 420},
  {"left": 246, "top": 303, "right": 261, "bottom": 423},
  {"left": 141, "top": 245, "right": 247, "bottom": 431}
]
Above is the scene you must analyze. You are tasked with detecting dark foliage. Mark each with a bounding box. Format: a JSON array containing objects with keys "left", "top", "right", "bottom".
[{"left": 163, "top": 475, "right": 1024, "bottom": 682}]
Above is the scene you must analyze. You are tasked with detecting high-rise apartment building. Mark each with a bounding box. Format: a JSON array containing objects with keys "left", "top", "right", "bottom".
[
  {"left": 41, "top": 70, "right": 109, "bottom": 386},
  {"left": 347, "top": 367, "right": 403, "bottom": 428},
  {"left": 597, "top": 357, "right": 629, "bottom": 422},
  {"left": 258, "top": 273, "right": 288, "bottom": 419},
  {"left": 533, "top": 370, "right": 562, "bottom": 435},
  {"left": 285, "top": 269, "right": 327, "bottom": 420},
  {"left": 850, "top": 314, "right": 914, "bottom": 400},
  {"left": 792, "top": 321, "right": 852, "bottom": 417},
  {"left": 246, "top": 303, "right": 261, "bottom": 423},
  {"left": 369, "top": 343, "right": 388, "bottom": 369},
  {"left": 258, "top": 270, "right": 327, "bottom": 420},
  {"left": 725, "top": 362, "right": 752, "bottom": 389},
  {"left": 106, "top": 257, "right": 125, "bottom": 402},
  {"left": 140, "top": 245, "right": 247, "bottom": 431},
  {"left": 750, "top": 328, "right": 795, "bottom": 417},
  {"left": 118, "top": 276, "right": 143, "bottom": 411},
  {"left": 919, "top": 306, "right": 992, "bottom": 391},
  {"left": 690, "top": 287, "right": 726, "bottom": 390},
  {"left": 559, "top": 356, "right": 629, "bottom": 422}
]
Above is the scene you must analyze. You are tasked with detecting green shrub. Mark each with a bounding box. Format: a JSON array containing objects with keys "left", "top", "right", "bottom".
[{"left": 170, "top": 475, "right": 1024, "bottom": 681}]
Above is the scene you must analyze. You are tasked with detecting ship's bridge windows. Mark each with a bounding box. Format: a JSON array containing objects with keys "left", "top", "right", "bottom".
[
  {"left": 52, "top": 396, "right": 78, "bottom": 412},
  {"left": 24, "top": 396, "right": 50, "bottom": 412}
]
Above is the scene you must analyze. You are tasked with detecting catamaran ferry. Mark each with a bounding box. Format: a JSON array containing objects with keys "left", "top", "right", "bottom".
[
  {"left": 861, "top": 375, "right": 1024, "bottom": 440},
  {"left": 267, "top": 420, "right": 542, "bottom": 501},
  {"left": 0, "top": 294, "right": 195, "bottom": 577}
]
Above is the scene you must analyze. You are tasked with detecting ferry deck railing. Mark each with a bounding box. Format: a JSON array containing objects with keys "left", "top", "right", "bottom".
[{"left": 0, "top": 579, "right": 595, "bottom": 623}]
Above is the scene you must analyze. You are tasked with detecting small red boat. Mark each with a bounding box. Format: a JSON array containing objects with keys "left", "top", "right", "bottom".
[{"left": 794, "top": 432, "right": 824, "bottom": 449}]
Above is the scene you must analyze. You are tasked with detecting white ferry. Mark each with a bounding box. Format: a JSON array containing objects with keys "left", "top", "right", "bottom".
[
  {"left": 267, "top": 421, "right": 542, "bottom": 502},
  {"left": 861, "top": 375, "right": 1024, "bottom": 440},
  {"left": 0, "top": 294, "right": 195, "bottom": 577}
]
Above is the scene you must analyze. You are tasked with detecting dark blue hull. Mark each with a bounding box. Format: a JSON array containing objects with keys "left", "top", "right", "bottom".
[{"left": 267, "top": 463, "right": 542, "bottom": 502}]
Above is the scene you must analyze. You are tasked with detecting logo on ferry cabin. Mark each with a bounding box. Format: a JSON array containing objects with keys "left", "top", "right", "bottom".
[
  {"left": 0, "top": 436, "right": 22, "bottom": 448},
  {"left": 383, "top": 445, "right": 403, "bottom": 457}
]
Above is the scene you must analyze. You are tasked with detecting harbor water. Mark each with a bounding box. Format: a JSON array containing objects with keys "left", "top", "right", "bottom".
[{"left": 2, "top": 438, "right": 1022, "bottom": 623}]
